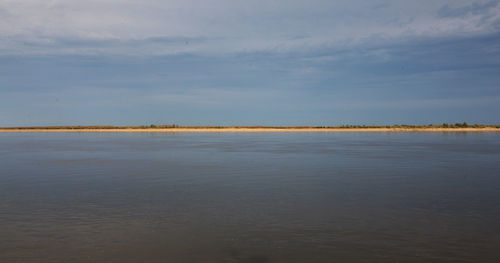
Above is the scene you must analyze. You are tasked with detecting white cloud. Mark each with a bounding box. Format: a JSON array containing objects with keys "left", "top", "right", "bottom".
[{"left": 0, "top": 0, "right": 499, "bottom": 55}]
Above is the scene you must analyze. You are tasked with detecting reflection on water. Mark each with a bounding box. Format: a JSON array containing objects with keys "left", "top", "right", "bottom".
[{"left": 1, "top": 132, "right": 500, "bottom": 262}]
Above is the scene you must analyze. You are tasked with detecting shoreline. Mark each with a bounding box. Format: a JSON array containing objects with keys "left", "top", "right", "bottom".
[{"left": 1, "top": 127, "right": 499, "bottom": 133}]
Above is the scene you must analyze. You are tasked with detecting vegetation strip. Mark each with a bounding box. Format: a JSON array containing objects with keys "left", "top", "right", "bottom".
[{"left": 1, "top": 123, "right": 499, "bottom": 132}]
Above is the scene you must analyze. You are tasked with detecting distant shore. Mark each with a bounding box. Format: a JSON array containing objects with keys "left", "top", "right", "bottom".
[{"left": 1, "top": 127, "right": 499, "bottom": 132}]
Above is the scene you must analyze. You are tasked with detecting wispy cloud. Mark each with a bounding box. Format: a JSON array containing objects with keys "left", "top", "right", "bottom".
[
  {"left": 1, "top": 0, "right": 500, "bottom": 55},
  {"left": 438, "top": 0, "right": 499, "bottom": 18}
]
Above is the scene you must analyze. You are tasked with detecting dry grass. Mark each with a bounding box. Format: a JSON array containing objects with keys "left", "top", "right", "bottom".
[{"left": 1, "top": 127, "right": 499, "bottom": 132}]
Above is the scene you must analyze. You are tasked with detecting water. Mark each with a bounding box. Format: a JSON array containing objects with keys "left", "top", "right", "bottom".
[{"left": 1, "top": 132, "right": 500, "bottom": 262}]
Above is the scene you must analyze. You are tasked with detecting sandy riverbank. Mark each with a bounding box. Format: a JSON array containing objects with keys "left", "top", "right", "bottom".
[{"left": 1, "top": 127, "right": 499, "bottom": 132}]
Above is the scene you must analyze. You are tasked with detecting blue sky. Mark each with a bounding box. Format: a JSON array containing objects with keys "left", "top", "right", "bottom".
[{"left": 1, "top": 0, "right": 500, "bottom": 126}]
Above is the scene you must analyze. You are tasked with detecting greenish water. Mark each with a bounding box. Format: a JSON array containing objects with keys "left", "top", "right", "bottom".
[{"left": 1, "top": 132, "right": 499, "bottom": 262}]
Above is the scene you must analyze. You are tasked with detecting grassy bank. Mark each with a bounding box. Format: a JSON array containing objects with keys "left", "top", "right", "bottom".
[
  {"left": 0, "top": 123, "right": 499, "bottom": 132},
  {"left": 1, "top": 123, "right": 499, "bottom": 130}
]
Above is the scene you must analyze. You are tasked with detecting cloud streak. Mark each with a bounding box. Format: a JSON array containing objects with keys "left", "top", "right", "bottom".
[{"left": 1, "top": 0, "right": 500, "bottom": 55}]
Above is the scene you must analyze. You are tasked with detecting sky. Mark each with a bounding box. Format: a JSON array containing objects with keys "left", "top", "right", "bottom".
[{"left": 1, "top": 0, "right": 500, "bottom": 126}]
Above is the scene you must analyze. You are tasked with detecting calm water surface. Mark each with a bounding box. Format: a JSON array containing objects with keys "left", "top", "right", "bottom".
[{"left": 1, "top": 132, "right": 500, "bottom": 262}]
